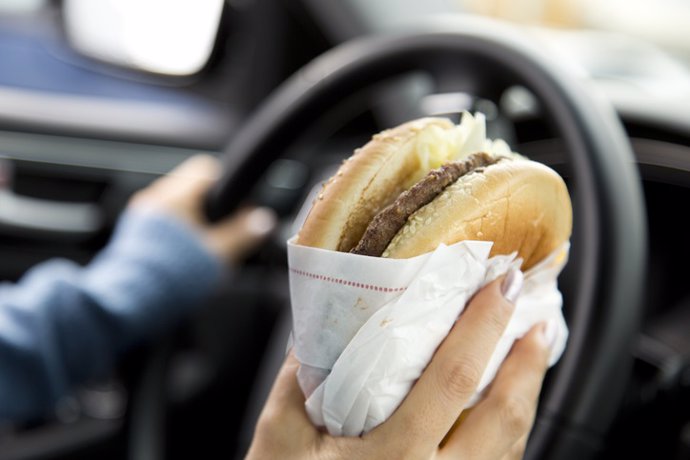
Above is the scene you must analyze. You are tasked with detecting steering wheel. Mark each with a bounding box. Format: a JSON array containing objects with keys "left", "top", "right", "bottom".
[{"left": 202, "top": 18, "right": 646, "bottom": 460}]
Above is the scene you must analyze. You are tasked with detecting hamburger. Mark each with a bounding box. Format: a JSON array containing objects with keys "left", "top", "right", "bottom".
[{"left": 296, "top": 113, "right": 572, "bottom": 269}]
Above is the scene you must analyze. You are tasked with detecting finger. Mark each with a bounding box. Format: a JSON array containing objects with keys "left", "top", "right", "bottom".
[
  {"left": 152, "top": 155, "right": 220, "bottom": 194},
  {"left": 167, "top": 154, "right": 220, "bottom": 183},
  {"left": 374, "top": 271, "right": 522, "bottom": 452},
  {"left": 439, "top": 322, "right": 553, "bottom": 459},
  {"left": 439, "top": 407, "right": 472, "bottom": 448},
  {"left": 501, "top": 433, "right": 529, "bottom": 460},
  {"left": 206, "top": 206, "right": 277, "bottom": 262},
  {"left": 130, "top": 155, "right": 220, "bottom": 210},
  {"left": 162, "top": 154, "right": 221, "bottom": 200}
]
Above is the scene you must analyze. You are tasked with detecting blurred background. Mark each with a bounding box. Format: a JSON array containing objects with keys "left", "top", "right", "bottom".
[{"left": 1, "top": 1, "right": 689, "bottom": 459}]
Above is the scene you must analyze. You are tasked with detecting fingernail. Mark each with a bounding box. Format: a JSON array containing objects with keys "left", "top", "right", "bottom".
[
  {"left": 540, "top": 319, "right": 559, "bottom": 348},
  {"left": 500, "top": 269, "right": 523, "bottom": 304},
  {"left": 246, "top": 207, "right": 277, "bottom": 236}
]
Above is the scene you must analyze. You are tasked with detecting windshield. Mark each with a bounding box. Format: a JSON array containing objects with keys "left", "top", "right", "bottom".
[{"left": 343, "top": 0, "right": 690, "bottom": 69}]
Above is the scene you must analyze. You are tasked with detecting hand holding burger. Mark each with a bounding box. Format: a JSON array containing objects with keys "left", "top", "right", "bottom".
[
  {"left": 246, "top": 113, "right": 571, "bottom": 459},
  {"left": 246, "top": 279, "right": 554, "bottom": 460}
]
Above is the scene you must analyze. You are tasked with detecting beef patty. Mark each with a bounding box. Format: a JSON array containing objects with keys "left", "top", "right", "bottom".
[{"left": 351, "top": 152, "right": 505, "bottom": 257}]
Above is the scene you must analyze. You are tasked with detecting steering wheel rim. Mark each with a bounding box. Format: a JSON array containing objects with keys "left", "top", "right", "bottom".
[{"left": 206, "top": 18, "right": 647, "bottom": 460}]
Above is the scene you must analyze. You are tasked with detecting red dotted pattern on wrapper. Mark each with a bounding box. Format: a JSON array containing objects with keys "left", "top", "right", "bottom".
[{"left": 290, "top": 268, "right": 407, "bottom": 293}]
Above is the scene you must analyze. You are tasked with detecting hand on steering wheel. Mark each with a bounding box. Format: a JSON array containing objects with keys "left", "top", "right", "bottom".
[{"left": 130, "top": 154, "right": 277, "bottom": 264}]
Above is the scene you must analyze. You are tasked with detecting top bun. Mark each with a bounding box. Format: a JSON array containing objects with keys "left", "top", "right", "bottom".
[
  {"left": 297, "top": 117, "right": 453, "bottom": 251},
  {"left": 296, "top": 114, "right": 572, "bottom": 270}
]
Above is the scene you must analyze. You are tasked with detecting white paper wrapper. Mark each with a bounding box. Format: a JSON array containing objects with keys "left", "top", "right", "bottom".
[{"left": 287, "top": 237, "right": 569, "bottom": 437}]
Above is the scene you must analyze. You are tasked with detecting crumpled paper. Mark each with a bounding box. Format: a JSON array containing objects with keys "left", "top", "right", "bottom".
[{"left": 287, "top": 237, "right": 569, "bottom": 437}]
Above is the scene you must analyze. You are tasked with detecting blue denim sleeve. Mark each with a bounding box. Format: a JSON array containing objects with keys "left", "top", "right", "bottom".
[{"left": 0, "top": 209, "right": 223, "bottom": 422}]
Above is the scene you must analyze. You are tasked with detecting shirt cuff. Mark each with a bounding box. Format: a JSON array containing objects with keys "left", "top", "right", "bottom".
[{"left": 84, "top": 208, "right": 225, "bottom": 342}]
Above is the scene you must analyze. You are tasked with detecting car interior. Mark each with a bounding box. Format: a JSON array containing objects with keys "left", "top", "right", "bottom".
[{"left": 1, "top": 1, "right": 689, "bottom": 459}]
